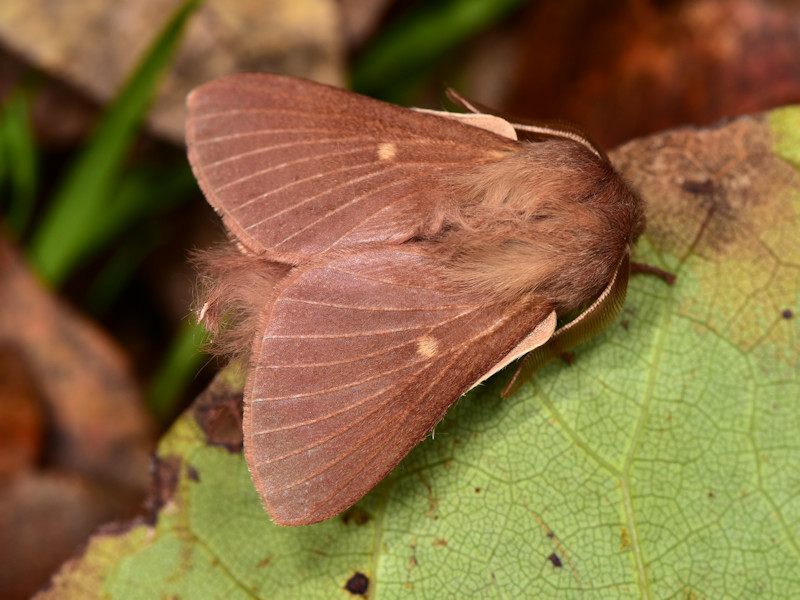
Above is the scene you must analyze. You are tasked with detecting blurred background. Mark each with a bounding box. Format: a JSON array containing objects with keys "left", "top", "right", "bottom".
[{"left": 0, "top": 0, "right": 799, "bottom": 597}]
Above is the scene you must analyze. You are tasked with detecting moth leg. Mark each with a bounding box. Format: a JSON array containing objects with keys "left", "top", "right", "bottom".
[{"left": 630, "top": 262, "right": 676, "bottom": 285}]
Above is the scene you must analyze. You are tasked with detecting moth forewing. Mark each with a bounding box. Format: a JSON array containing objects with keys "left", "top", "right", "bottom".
[{"left": 185, "top": 74, "right": 521, "bottom": 261}]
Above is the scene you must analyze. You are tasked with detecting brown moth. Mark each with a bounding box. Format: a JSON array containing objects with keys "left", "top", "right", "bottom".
[{"left": 186, "top": 74, "right": 645, "bottom": 526}]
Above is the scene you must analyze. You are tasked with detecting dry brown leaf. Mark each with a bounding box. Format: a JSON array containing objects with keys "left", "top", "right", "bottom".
[
  {"left": 0, "top": 0, "right": 344, "bottom": 142},
  {"left": 0, "top": 347, "right": 44, "bottom": 478},
  {"left": 340, "top": 0, "right": 396, "bottom": 47},
  {"left": 505, "top": 0, "right": 800, "bottom": 146},
  {"left": 0, "top": 472, "right": 142, "bottom": 600},
  {"left": 0, "top": 238, "right": 153, "bottom": 486},
  {"left": 0, "top": 237, "right": 154, "bottom": 598}
]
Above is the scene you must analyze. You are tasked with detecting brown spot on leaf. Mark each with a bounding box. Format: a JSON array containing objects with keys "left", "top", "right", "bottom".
[
  {"left": 620, "top": 527, "right": 630, "bottom": 550},
  {"left": 192, "top": 375, "right": 244, "bottom": 453},
  {"left": 548, "top": 552, "right": 563, "bottom": 568},
  {"left": 619, "top": 117, "right": 800, "bottom": 365},
  {"left": 187, "top": 465, "right": 200, "bottom": 483},
  {"left": 146, "top": 455, "right": 182, "bottom": 521},
  {"left": 344, "top": 572, "right": 369, "bottom": 596},
  {"left": 257, "top": 555, "right": 273, "bottom": 568},
  {"left": 433, "top": 538, "right": 448, "bottom": 548},
  {"left": 341, "top": 506, "right": 371, "bottom": 526},
  {"left": 682, "top": 179, "right": 714, "bottom": 194},
  {"left": 782, "top": 309, "right": 794, "bottom": 319},
  {"left": 416, "top": 472, "right": 439, "bottom": 518}
]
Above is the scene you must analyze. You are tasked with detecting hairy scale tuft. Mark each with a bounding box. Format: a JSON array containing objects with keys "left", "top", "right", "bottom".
[{"left": 192, "top": 245, "right": 290, "bottom": 361}]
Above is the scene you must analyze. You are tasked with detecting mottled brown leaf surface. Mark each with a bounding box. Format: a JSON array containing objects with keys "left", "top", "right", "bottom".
[
  {"left": 506, "top": 0, "right": 800, "bottom": 147},
  {"left": 614, "top": 115, "right": 793, "bottom": 260},
  {"left": 191, "top": 369, "right": 245, "bottom": 453},
  {"left": 611, "top": 112, "right": 799, "bottom": 364}
]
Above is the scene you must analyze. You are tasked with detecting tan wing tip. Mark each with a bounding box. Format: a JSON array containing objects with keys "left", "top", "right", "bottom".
[
  {"left": 245, "top": 443, "right": 347, "bottom": 527},
  {"left": 263, "top": 495, "right": 350, "bottom": 527},
  {"left": 268, "top": 509, "right": 324, "bottom": 527},
  {"left": 186, "top": 73, "right": 264, "bottom": 111},
  {"left": 185, "top": 76, "right": 227, "bottom": 111}
]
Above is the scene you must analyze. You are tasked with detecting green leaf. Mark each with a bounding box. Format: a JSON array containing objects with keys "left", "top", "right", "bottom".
[
  {"left": 27, "top": 0, "right": 201, "bottom": 286},
  {"left": 39, "top": 108, "right": 800, "bottom": 598}
]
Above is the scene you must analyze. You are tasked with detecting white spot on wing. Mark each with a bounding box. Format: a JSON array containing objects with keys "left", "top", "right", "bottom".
[
  {"left": 377, "top": 142, "right": 397, "bottom": 161},
  {"left": 417, "top": 336, "right": 438, "bottom": 358}
]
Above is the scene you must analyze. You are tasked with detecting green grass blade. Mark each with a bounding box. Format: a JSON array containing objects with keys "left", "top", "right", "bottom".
[
  {"left": 82, "top": 228, "right": 163, "bottom": 315},
  {"left": 28, "top": 0, "right": 202, "bottom": 286},
  {"left": 1, "top": 91, "right": 38, "bottom": 236},
  {"left": 146, "top": 319, "right": 209, "bottom": 421},
  {"left": 79, "top": 162, "right": 197, "bottom": 268},
  {"left": 81, "top": 163, "right": 196, "bottom": 313}
]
